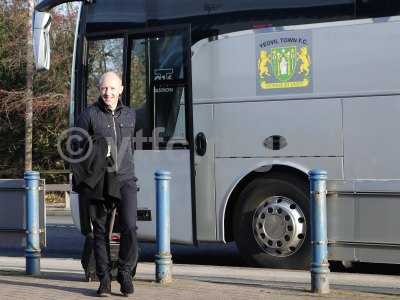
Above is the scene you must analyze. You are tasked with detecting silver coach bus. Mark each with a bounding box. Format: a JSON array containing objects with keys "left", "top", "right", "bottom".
[{"left": 34, "top": 0, "right": 400, "bottom": 271}]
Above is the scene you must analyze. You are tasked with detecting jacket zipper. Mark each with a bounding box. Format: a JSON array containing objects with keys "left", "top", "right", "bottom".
[{"left": 112, "top": 111, "right": 118, "bottom": 172}]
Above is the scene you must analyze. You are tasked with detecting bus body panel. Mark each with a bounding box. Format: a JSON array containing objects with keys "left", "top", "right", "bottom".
[
  {"left": 314, "top": 20, "right": 400, "bottom": 97},
  {"left": 192, "top": 18, "right": 400, "bottom": 104},
  {"left": 135, "top": 150, "right": 193, "bottom": 243},
  {"left": 327, "top": 178, "right": 400, "bottom": 264},
  {"left": 193, "top": 104, "right": 217, "bottom": 241},
  {"left": 326, "top": 181, "right": 356, "bottom": 242},
  {"left": 329, "top": 242, "right": 400, "bottom": 264},
  {"left": 356, "top": 189, "right": 400, "bottom": 244},
  {"left": 213, "top": 99, "right": 343, "bottom": 158},
  {"left": 356, "top": 247, "right": 400, "bottom": 264},
  {"left": 343, "top": 95, "right": 400, "bottom": 180},
  {"left": 192, "top": 33, "right": 256, "bottom": 102}
]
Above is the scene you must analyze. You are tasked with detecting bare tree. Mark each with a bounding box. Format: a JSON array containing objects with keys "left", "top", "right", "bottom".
[
  {"left": 0, "top": 1, "right": 76, "bottom": 179},
  {"left": 25, "top": 0, "right": 34, "bottom": 171}
]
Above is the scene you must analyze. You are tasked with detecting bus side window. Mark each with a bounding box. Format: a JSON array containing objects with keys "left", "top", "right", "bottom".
[
  {"left": 155, "top": 86, "right": 186, "bottom": 143},
  {"left": 130, "top": 39, "right": 150, "bottom": 137},
  {"left": 129, "top": 34, "right": 187, "bottom": 149},
  {"left": 86, "top": 38, "right": 124, "bottom": 106},
  {"left": 357, "top": 0, "right": 400, "bottom": 17},
  {"left": 152, "top": 34, "right": 187, "bottom": 147}
]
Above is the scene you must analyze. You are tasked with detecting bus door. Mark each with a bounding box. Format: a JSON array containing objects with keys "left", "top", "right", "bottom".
[{"left": 128, "top": 26, "right": 196, "bottom": 244}]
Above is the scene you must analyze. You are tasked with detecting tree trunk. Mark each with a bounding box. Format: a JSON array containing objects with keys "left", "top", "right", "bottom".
[{"left": 25, "top": 0, "right": 34, "bottom": 171}]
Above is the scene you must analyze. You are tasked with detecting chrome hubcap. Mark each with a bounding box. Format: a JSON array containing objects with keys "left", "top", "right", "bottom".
[{"left": 252, "top": 196, "right": 306, "bottom": 257}]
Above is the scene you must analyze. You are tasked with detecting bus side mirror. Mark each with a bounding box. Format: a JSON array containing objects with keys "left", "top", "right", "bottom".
[{"left": 33, "top": 11, "right": 51, "bottom": 70}]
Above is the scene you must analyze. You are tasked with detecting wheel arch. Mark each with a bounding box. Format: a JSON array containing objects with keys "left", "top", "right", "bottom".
[{"left": 223, "top": 164, "right": 309, "bottom": 243}]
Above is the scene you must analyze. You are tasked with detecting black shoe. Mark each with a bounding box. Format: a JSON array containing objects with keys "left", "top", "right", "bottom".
[
  {"left": 96, "top": 276, "right": 111, "bottom": 297},
  {"left": 117, "top": 272, "right": 134, "bottom": 297}
]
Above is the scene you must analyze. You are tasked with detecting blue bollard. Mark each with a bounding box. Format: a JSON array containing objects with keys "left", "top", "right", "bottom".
[
  {"left": 24, "top": 171, "right": 41, "bottom": 275},
  {"left": 309, "top": 169, "right": 330, "bottom": 294},
  {"left": 155, "top": 170, "right": 172, "bottom": 284}
]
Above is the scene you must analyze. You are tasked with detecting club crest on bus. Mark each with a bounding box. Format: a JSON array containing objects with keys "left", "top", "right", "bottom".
[
  {"left": 298, "top": 47, "right": 311, "bottom": 76},
  {"left": 271, "top": 46, "right": 297, "bottom": 82},
  {"left": 256, "top": 32, "right": 312, "bottom": 94}
]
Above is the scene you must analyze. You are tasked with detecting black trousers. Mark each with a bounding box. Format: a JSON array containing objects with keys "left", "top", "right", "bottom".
[{"left": 89, "top": 179, "right": 138, "bottom": 280}]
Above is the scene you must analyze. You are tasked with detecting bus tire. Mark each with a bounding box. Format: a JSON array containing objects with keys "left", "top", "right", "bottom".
[{"left": 233, "top": 174, "right": 310, "bottom": 269}]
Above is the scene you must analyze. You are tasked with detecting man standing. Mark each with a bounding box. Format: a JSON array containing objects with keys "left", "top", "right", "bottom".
[{"left": 75, "top": 71, "right": 138, "bottom": 297}]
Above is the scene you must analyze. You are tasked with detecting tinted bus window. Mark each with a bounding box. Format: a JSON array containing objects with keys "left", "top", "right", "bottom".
[
  {"left": 129, "top": 32, "right": 187, "bottom": 148},
  {"left": 357, "top": 0, "right": 400, "bottom": 18}
]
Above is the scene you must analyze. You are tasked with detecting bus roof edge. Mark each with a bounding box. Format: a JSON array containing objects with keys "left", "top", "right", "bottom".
[{"left": 35, "top": 0, "right": 88, "bottom": 12}]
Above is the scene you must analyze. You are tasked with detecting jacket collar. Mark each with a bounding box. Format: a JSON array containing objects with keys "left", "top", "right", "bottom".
[{"left": 97, "top": 96, "right": 124, "bottom": 113}]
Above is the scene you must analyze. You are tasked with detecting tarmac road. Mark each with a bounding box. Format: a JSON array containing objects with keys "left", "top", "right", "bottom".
[{"left": 1, "top": 214, "right": 245, "bottom": 267}]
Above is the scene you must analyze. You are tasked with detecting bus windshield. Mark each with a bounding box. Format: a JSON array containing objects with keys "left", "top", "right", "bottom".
[
  {"left": 83, "top": 0, "right": 400, "bottom": 42},
  {"left": 36, "top": 0, "right": 400, "bottom": 43}
]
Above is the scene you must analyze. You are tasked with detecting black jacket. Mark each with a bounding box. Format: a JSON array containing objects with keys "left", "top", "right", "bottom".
[
  {"left": 71, "top": 136, "right": 121, "bottom": 201},
  {"left": 76, "top": 97, "right": 137, "bottom": 183}
]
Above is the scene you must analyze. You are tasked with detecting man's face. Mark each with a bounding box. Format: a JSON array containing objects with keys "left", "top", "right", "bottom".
[{"left": 99, "top": 73, "right": 123, "bottom": 109}]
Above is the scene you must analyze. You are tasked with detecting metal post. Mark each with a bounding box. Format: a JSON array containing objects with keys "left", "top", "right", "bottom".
[
  {"left": 309, "top": 169, "right": 329, "bottom": 294},
  {"left": 24, "top": 171, "right": 41, "bottom": 275},
  {"left": 155, "top": 170, "right": 172, "bottom": 284}
]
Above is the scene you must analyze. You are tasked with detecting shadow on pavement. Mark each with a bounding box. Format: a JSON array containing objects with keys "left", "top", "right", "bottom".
[{"left": 0, "top": 277, "right": 95, "bottom": 297}]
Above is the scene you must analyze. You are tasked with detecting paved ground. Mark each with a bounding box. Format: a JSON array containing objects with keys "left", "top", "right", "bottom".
[
  {"left": 0, "top": 256, "right": 400, "bottom": 299},
  {"left": 2, "top": 209, "right": 398, "bottom": 299},
  {"left": 1, "top": 272, "right": 397, "bottom": 300}
]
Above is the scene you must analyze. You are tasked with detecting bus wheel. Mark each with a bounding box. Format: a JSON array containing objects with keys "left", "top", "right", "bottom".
[{"left": 233, "top": 174, "right": 310, "bottom": 269}]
